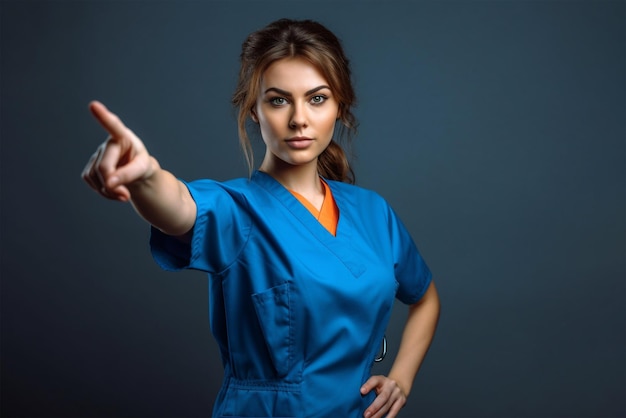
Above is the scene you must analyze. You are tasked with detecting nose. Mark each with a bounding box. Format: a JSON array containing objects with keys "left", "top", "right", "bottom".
[{"left": 289, "top": 102, "right": 308, "bottom": 129}]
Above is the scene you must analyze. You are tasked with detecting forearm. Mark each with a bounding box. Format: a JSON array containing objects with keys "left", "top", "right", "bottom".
[
  {"left": 387, "top": 281, "right": 440, "bottom": 396},
  {"left": 127, "top": 157, "right": 197, "bottom": 236}
]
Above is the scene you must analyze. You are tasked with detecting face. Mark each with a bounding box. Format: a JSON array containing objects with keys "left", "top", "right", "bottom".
[{"left": 253, "top": 57, "right": 340, "bottom": 171}]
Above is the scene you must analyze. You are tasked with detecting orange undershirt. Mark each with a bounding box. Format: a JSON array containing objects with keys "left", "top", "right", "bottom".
[{"left": 289, "top": 179, "right": 339, "bottom": 236}]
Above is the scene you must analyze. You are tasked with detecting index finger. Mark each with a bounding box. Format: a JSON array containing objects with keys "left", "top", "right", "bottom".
[{"left": 89, "top": 100, "right": 128, "bottom": 138}]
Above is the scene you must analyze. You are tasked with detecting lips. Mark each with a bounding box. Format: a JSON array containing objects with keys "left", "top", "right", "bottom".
[{"left": 285, "top": 136, "right": 314, "bottom": 149}]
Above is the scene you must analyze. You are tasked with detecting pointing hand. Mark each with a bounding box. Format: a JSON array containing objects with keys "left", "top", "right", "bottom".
[{"left": 81, "top": 101, "right": 156, "bottom": 202}]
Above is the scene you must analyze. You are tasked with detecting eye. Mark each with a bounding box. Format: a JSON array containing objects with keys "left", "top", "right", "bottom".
[
  {"left": 310, "top": 95, "right": 327, "bottom": 105},
  {"left": 269, "top": 97, "right": 288, "bottom": 106}
]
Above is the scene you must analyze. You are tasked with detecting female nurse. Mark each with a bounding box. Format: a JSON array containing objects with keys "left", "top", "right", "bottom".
[{"left": 82, "top": 18, "right": 440, "bottom": 418}]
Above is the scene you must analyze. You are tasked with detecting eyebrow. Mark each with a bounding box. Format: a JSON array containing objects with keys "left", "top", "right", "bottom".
[{"left": 264, "top": 85, "right": 331, "bottom": 97}]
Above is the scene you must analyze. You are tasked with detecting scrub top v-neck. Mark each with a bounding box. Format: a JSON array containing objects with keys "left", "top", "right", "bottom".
[
  {"left": 288, "top": 179, "right": 338, "bottom": 236},
  {"left": 150, "top": 170, "right": 432, "bottom": 417}
]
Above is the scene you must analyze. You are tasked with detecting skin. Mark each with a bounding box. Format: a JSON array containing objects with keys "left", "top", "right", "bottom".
[{"left": 82, "top": 57, "right": 440, "bottom": 418}]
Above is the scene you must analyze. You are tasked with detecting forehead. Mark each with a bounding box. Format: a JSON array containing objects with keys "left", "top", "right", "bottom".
[{"left": 260, "top": 57, "right": 329, "bottom": 91}]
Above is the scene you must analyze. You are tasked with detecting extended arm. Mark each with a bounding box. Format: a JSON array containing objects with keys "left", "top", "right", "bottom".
[
  {"left": 361, "top": 281, "right": 440, "bottom": 418},
  {"left": 82, "top": 101, "right": 196, "bottom": 236}
]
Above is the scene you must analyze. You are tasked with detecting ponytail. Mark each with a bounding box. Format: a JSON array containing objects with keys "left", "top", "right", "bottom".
[{"left": 317, "top": 141, "right": 355, "bottom": 184}]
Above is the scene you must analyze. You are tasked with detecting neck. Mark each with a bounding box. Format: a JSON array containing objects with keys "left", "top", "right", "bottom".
[{"left": 259, "top": 158, "right": 322, "bottom": 196}]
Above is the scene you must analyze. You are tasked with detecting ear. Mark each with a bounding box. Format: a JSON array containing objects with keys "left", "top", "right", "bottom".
[{"left": 250, "top": 107, "right": 259, "bottom": 123}]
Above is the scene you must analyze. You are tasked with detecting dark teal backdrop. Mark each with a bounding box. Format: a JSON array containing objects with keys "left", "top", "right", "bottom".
[{"left": 1, "top": 1, "right": 624, "bottom": 417}]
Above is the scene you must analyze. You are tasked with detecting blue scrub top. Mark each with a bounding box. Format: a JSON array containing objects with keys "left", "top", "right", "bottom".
[{"left": 151, "top": 171, "right": 432, "bottom": 417}]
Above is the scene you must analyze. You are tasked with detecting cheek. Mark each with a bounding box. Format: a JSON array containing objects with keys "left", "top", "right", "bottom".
[
  {"left": 323, "top": 105, "right": 340, "bottom": 132},
  {"left": 323, "top": 114, "right": 339, "bottom": 138},
  {"left": 257, "top": 113, "right": 274, "bottom": 133},
  {"left": 258, "top": 114, "right": 285, "bottom": 145}
]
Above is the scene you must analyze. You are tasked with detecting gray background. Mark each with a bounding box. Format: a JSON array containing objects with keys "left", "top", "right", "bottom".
[{"left": 1, "top": 1, "right": 624, "bottom": 417}]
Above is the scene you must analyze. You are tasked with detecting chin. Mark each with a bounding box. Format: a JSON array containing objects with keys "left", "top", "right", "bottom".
[{"left": 281, "top": 154, "right": 320, "bottom": 167}]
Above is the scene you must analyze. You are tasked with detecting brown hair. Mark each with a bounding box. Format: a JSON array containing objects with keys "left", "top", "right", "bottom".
[{"left": 232, "top": 18, "right": 357, "bottom": 183}]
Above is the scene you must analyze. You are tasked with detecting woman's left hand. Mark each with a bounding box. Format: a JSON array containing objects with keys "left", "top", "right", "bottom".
[{"left": 360, "top": 375, "right": 407, "bottom": 418}]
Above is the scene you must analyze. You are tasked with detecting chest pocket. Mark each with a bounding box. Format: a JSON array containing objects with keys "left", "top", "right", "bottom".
[{"left": 251, "top": 282, "right": 294, "bottom": 377}]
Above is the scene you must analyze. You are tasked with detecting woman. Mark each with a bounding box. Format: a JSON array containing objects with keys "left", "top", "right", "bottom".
[{"left": 82, "top": 18, "right": 440, "bottom": 418}]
